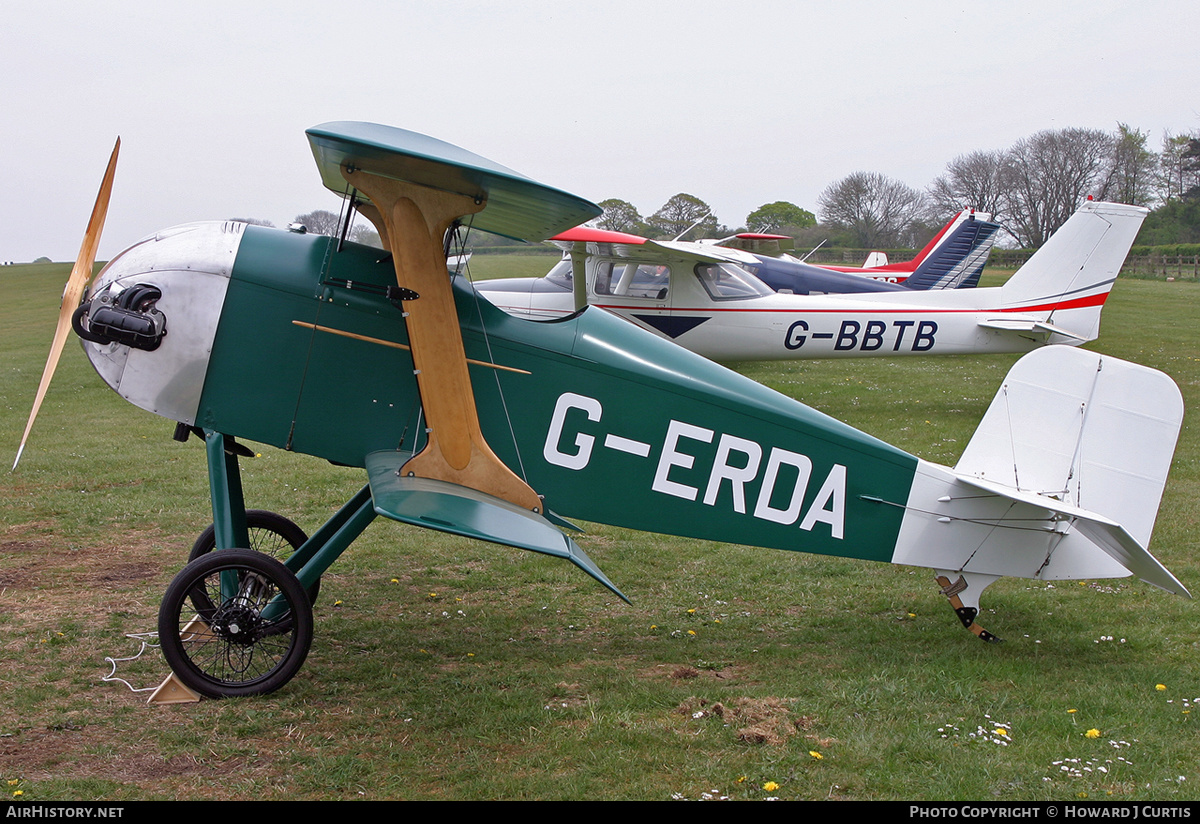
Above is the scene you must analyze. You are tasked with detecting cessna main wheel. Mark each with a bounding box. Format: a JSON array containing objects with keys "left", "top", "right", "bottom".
[
  {"left": 189, "top": 510, "right": 319, "bottom": 603},
  {"left": 158, "top": 549, "right": 313, "bottom": 698}
]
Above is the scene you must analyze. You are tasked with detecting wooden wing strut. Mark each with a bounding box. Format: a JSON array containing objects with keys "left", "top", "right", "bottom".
[{"left": 344, "top": 166, "right": 542, "bottom": 513}]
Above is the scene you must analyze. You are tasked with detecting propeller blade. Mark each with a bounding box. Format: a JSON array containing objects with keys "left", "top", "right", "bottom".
[{"left": 13, "top": 137, "right": 120, "bottom": 471}]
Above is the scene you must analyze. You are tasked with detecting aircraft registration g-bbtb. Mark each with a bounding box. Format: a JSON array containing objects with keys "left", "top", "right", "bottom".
[
  {"left": 476, "top": 199, "right": 1142, "bottom": 362},
  {"left": 15, "top": 122, "right": 1186, "bottom": 699}
]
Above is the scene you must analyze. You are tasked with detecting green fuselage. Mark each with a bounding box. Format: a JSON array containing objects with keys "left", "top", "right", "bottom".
[{"left": 196, "top": 226, "right": 918, "bottom": 562}]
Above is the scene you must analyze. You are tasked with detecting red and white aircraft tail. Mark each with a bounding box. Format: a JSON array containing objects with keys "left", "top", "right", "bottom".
[{"left": 989, "top": 200, "right": 1146, "bottom": 344}]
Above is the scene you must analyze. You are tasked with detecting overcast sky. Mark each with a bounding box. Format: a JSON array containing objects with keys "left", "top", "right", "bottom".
[{"left": 2, "top": 0, "right": 1197, "bottom": 262}]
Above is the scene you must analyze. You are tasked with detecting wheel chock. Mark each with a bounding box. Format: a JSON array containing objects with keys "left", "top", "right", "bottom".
[
  {"left": 148, "top": 672, "right": 202, "bottom": 704},
  {"left": 148, "top": 615, "right": 210, "bottom": 703}
]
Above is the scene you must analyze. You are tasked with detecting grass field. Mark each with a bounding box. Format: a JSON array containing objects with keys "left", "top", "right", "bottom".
[{"left": 0, "top": 258, "right": 1197, "bottom": 801}]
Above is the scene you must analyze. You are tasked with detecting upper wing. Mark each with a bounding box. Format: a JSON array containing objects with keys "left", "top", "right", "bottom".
[{"left": 306, "top": 121, "right": 601, "bottom": 242}]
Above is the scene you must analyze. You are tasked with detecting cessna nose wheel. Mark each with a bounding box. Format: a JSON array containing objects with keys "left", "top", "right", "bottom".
[{"left": 158, "top": 549, "right": 313, "bottom": 698}]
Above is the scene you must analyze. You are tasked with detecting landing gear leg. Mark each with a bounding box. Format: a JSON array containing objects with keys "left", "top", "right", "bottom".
[{"left": 935, "top": 571, "right": 1003, "bottom": 643}]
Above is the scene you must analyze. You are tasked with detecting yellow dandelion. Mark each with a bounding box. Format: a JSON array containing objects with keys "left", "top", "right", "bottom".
[
  {"left": 737, "top": 776, "right": 747, "bottom": 784},
  {"left": 1156, "top": 684, "right": 1167, "bottom": 691},
  {"left": 390, "top": 578, "right": 399, "bottom": 584},
  {"left": 1085, "top": 728, "right": 1101, "bottom": 739},
  {"left": 995, "top": 728, "right": 1008, "bottom": 737},
  {"left": 6, "top": 781, "right": 16, "bottom": 786},
  {"left": 763, "top": 781, "right": 780, "bottom": 792},
  {"left": 333, "top": 600, "right": 343, "bottom": 607},
  {"left": 687, "top": 608, "right": 696, "bottom": 614},
  {"left": 12, "top": 791, "right": 22, "bottom": 798},
  {"left": 1067, "top": 708, "right": 1077, "bottom": 713},
  {"left": 428, "top": 592, "right": 438, "bottom": 599},
  {"left": 650, "top": 624, "right": 657, "bottom": 630},
  {"left": 687, "top": 630, "right": 696, "bottom": 636},
  {"left": 809, "top": 750, "right": 824, "bottom": 760}
]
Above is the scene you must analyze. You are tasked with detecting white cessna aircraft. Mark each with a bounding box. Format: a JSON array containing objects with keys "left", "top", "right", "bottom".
[{"left": 476, "top": 199, "right": 1144, "bottom": 361}]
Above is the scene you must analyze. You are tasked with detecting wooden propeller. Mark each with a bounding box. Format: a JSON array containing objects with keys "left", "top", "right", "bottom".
[{"left": 13, "top": 138, "right": 120, "bottom": 471}]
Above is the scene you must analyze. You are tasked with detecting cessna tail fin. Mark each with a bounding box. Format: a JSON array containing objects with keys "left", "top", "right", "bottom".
[
  {"left": 995, "top": 201, "right": 1147, "bottom": 342},
  {"left": 890, "top": 346, "right": 1186, "bottom": 636}
]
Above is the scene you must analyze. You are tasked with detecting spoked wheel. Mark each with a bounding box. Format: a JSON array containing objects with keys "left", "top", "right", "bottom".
[
  {"left": 158, "top": 549, "right": 313, "bottom": 698},
  {"left": 189, "top": 510, "right": 319, "bottom": 603}
]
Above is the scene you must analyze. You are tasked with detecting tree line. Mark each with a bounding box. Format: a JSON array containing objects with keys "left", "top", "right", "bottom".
[
  {"left": 233, "top": 211, "right": 381, "bottom": 247},
  {"left": 596, "top": 125, "right": 1200, "bottom": 249},
  {"left": 269, "top": 125, "right": 1200, "bottom": 252}
]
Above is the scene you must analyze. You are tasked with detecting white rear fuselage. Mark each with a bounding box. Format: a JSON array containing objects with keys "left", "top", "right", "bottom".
[{"left": 478, "top": 201, "right": 1145, "bottom": 361}]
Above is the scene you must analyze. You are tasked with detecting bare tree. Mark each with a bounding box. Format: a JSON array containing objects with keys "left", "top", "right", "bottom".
[
  {"left": 818, "top": 172, "right": 925, "bottom": 247},
  {"left": 293, "top": 209, "right": 341, "bottom": 236},
  {"left": 1157, "top": 131, "right": 1200, "bottom": 203},
  {"left": 926, "top": 150, "right": 1007, "bottom": 223},
  {"left": 1000, "top": 128, "right": 1113, "bottom": 247},
  {"left": 350, "top": 224, "right": 382, "bottom": 248},
  {"left": 1096, "top": 123, "right": 1158, "bottom": 207},
  {"left": 648, "top": 193, "right": 717, "bottom": 240}
]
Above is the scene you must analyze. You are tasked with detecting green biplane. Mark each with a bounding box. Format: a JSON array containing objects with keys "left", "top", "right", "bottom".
[{"left": 15, "top": 123, "right": 1187, "bottom": 698}]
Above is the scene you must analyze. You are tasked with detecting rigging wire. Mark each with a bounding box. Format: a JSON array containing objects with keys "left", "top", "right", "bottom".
[{"left": 452, "top": 220, "right": 533, "bottom": 487}]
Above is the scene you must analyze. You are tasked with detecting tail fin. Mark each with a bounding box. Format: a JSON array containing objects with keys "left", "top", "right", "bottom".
[
  {"left": 904, "top": 210, "right": 1001, "bottom": 290},
  {"left": 996, "top": 201, "right": 1148, "bottom": 341},
  {"left": 892, "top": 346, "right": 1186, "bottom": 597}
]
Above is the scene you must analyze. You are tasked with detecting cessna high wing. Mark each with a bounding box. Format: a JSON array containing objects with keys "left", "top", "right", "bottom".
[
  {"left": 14, "top": 123, "right": 1183, "bottom": 698},
  {"left": 476, "top": 200, "right": 1143, "bottom": 361},
  {"left": 714, "top": 207, "right": 1002, "bottom": 290}
]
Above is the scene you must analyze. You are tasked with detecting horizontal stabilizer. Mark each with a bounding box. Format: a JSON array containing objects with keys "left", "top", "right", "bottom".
[
  {"left": 951, "top": 473, "right": 1187, "bottom": 596},
  {"left": 366, "top": 452, "right": 626, "bottom": 601},
  {"left": 892, "top": 347, "right": 1185, "bottom": 594},
  {"left": 977, "top": 318, "right": 1087, "bottom": 341}
]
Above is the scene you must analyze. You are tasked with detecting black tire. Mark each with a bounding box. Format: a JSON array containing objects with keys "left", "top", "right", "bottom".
[
  {"left": 189, "top": 510, "right": 319, "bottom": 603},
  {"left": 158, "top": 549, "right": 313, "bottom": 698}
]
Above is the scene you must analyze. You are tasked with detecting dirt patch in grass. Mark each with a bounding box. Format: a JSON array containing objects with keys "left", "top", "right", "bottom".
[
  {"left": 678, "top": 696, "right": 819, "bottom": 746},
  {"left": 545, "top": 682, "right": 589, "bottom": 708},
  {"left": 0, "top": 724, "right": 245, "bottom": 783},
  {"left": 0, "top": 526, "right": 171, "bottom": 593},
  {"left": 640, "top": 662, "right": 747, "bottom": 683}
]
